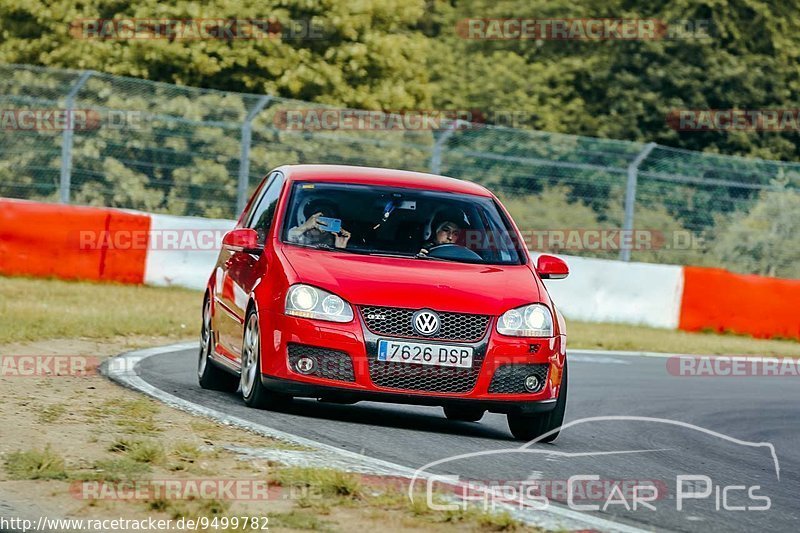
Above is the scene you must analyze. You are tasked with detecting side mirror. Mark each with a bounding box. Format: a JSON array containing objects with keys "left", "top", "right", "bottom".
[
  {"left": 536, "top": 254, "right": 569, "bottom": 280},
  {"left": 222, "top": 228, "right": 263, "bottom": 255}
]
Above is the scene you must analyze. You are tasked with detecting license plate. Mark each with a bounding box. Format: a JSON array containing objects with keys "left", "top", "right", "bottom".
[{"left": 377, "top": 340, "right": 473, "bottom": 368}]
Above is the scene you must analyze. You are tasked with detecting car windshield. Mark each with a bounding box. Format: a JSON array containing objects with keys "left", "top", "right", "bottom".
[{"left": 280, "top": 182, "right": 523, "bottom": 265}]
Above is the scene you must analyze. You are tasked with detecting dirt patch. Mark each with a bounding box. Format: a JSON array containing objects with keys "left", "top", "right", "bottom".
[
  {"left": 0, "top": 337, "right": 536, "bottom": 532},
  {"left": 0, "top": 337, "right": 285, "bottom": 526}
]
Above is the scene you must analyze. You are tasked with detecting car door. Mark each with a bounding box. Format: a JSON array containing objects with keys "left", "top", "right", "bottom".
[{"left": 215, "top": 171, "right": 285, "bottom": 361}]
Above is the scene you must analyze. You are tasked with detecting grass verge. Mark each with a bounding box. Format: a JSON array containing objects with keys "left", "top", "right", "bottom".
[
  {"left": 4, "top": 447, "right": 68, "bottom": 480},
  {"left": 0, "top": 275, "right": 199, "bottom": 343},
  {"left": 1, "top": 274, "right": 797, "bottom": 355},
  {"left": 570, "top": 321, "right": 800, "bottom": 356}
]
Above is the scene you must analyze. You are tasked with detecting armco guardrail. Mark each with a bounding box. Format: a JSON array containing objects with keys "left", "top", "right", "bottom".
[{"left": 2, "top": 198, "right": 797, "bottom": 341}]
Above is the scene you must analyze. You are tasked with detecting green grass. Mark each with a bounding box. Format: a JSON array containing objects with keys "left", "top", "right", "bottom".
[
  {"left": 146, "top": 496, "right": 231, "bottom": 522},
  {"left": 270, "top": 467, "right": 362, "bottom": 499},
  {"left": 90, "top": 398, "right": 161, "bottom": 435},
  {"left": 38, "top": 404, "right": 67, "bottom": 424},
  {"left": 4, "top": 447, "right": 68, "bottom": 480},
  {"left": 127, "top": 441, "right": 164, "bottom": 464},
  {"left": 570, "top": 321, "right": 800, "bottom": 356},
  {"left": 370, "top": 490, "right": 524, "bottom": 531},
  {"left": 171, "top": 442, "right": 203, "bottom": 463},
  {"left": 80, "top": 457, "right": 151, "bottom": 483},
  {"left": 269, "top": 510, "right": 331, "bottom": 531},
  {"left": 1, "top": 274, "right": 797, "bottom": 355},
  {"left": 0, "top": 275, "right": 200, "bottom": 343}
]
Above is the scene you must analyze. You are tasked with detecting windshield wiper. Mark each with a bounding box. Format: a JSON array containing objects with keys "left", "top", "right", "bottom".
[
  {"left": 367, "top": 251, "right": 418, "bottom": 259},
  {"left": 294, "top": 242, "right": 451, "bottom": 259},
  {"left": 414, "top": 252, "right": 449, "bottom": 262},
  {"left": 291, "top": 242, "right": 352, "bottom": 253},
  {"left": 302, "top": 243, "right": 380, "bottom": 256}
]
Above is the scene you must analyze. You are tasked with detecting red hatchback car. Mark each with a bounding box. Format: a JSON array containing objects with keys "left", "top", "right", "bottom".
[{"left": 199, "top": 165, "right": 569, "bottom": 441}]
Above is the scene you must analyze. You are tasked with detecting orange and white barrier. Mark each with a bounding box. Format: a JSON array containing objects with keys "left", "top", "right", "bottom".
[
  {"left": 143, "top": 213, "right": 235, "bottom": 288},
  {"left": 0, "top": 198, "right": 151, "bottom": 284},
  {"left": 541, "top": 255, "right": 684, "bottom": 330},
  {"left": 1, "top": 198, "right": 797, "bottom": 340},
  {"left": 679, "top": 266, "right": 800, "bottom": 340}
]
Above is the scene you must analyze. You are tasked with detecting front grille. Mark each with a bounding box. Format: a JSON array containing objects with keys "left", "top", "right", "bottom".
[
  {"left": 287, "top": 343, "right": 355, "bottom": 382},
  {"left": 488, "top": 364, "right": 549, "bottom": 394},
  {"left": 360, "top": 306, "right": 490, "bottom": 342},
  {"left": 368, "top": 359, "right": 482, "bottom": 393}
]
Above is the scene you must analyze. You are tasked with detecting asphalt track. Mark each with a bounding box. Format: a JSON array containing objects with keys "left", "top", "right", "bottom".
[{"left": 136, "top": 347, "right": 799, "bottom": 533}]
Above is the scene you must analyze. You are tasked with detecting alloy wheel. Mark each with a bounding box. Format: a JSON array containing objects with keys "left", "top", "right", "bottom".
[{"left": 241, "top": 312, "right": 260, "bottom": 398}]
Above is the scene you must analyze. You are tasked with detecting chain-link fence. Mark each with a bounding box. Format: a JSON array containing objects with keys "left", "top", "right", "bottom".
[{"left": 1, "top": 63, "right": 798, "bottom": 277}]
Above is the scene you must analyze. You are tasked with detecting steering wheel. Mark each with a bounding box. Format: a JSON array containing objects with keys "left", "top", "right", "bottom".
[{"left": 426, "top": 243, "right": 483, "bottom": 261}]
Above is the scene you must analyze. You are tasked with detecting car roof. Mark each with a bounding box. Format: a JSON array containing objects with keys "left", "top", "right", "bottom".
[{"left": 276, "top": 164, "right": 493, "bottom": 197}]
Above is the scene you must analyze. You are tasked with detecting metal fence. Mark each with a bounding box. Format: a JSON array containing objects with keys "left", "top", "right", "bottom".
[{"left": 1, "top": 63, "right": 798, "bottom": 277}]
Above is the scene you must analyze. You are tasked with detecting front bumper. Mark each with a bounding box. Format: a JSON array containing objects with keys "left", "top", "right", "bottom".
[
  {"left": 261, "top": 376, "right": 557, "bottom": 414},
  {"left": 259, "top": 309, "right": 566, "bottom": 410}
]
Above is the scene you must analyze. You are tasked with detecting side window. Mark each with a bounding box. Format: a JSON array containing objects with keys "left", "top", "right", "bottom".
[{"left": 247, "top": 172, "right": 285, "bottom": 244}]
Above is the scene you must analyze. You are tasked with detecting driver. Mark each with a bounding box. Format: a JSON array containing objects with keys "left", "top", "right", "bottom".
[
  {"left": 287, "top": 199, "right": 351, "bottom": 249},
  {"left": 419, "top": 219, "right": 462, "bottom": 255}
]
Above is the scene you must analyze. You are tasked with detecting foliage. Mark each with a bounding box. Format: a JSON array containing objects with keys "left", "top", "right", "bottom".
[
  {"left": 4, "top": 446, "right": 68, "bottom": 480},
  {"left": 710, "top": 185, "right": 800, "bottom": 278},
  {"left": 2, "top": 0, "right": 800, "bottom": 276},
  {"left": 3, "top": 0, "right": 800, "bottom": 160},
  {"left": 427, "top": 0, "right": 800, "bottom": 161},
  {"left": 0, "top": 0, "right": 432, "bottom": 110}
]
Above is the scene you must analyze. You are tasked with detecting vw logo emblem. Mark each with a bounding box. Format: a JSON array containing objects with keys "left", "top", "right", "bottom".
[{"left": 412, "top": 309, "right": 440, "bottom": 336}]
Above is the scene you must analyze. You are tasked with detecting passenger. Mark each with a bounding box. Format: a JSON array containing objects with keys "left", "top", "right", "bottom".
[{"left": 287, "top": 199, "right": 351, "bottom": 249}]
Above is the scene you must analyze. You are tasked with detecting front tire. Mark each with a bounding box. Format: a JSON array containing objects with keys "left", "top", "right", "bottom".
[
  {"left": 198, "top": 295, "right": 239, "bottom": 392},
  {"left": 507, "top": 360, "right": 568, "bottom": 442},
  {"left": 241, "top": 309, "right": 289, "bottom": 409},
  {"left": 443, "top": 406, "right": 485, "bottom": 422}
]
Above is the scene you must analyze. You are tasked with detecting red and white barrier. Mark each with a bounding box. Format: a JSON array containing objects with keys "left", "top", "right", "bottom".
[
  {"left": 143, "top": 213, "right": 235, "bottom": 288},
  {"left": 541, "top": 255, "right": 684, "bottom": 330},
  {"left": 679, "top": 266, "right": 800, "bottom": 340},
  {"left": 1, "top": 198, "right": 797, "bottom": 340},
  {"left": 0, "top": 198, "right": 151, "bottom": 284}
]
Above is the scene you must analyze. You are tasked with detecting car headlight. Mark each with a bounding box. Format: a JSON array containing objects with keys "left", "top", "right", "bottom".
[
  {"left": 496, "top": 304, "right": 553, "bottom": 337},
  {"left": 285, "top": 284, "right": 354, "bottom": 323}
]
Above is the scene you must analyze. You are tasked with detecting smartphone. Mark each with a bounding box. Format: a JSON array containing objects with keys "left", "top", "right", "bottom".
[{"left": 317, "top": 217, "right": 342, "bottom": 233}]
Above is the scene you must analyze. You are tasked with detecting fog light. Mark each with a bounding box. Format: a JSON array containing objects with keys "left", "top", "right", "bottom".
[
  {"left": 524, "top": 375, "right": 540, "bottom": 392},
  {"left": 295, "top": 356, "right": 316, "bottom": 374}
]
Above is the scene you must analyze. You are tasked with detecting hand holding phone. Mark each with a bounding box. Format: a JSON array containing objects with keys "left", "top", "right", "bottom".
[{"left": 316, "top": 217, "right": 342, "bottom": 233}]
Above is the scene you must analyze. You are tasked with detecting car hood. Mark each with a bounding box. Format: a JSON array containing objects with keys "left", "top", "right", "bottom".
[{"left": 279, "top": 246, "right": 541, "bottom": 315}]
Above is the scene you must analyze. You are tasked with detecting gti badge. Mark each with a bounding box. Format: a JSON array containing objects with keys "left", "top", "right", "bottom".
[{"left": 412, "top": 309, "right": 440, "bottom": 336}]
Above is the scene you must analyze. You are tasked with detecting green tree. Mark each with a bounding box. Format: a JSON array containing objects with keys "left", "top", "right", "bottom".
[
  {"left": 711, "top": 184, "right": 800, "bottom": 278},
  {"left": 0, "top": 0, "right": 433, "bottom": 110}
]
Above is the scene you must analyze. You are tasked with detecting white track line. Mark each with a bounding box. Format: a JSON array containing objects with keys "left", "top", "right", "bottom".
[
  {"left": 104, "top": 342, "right": 655, "bottom": 533},
  {"left": 573, "top": 348, "right": 800, "bottom": 364},
  {"left": 572, "top": 348, "right": 677, "bottom": 359}
]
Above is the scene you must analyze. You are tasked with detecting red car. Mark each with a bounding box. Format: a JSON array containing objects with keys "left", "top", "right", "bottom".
[{"left": 199, "top": 165, "right": 569, "bottom": 441}]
